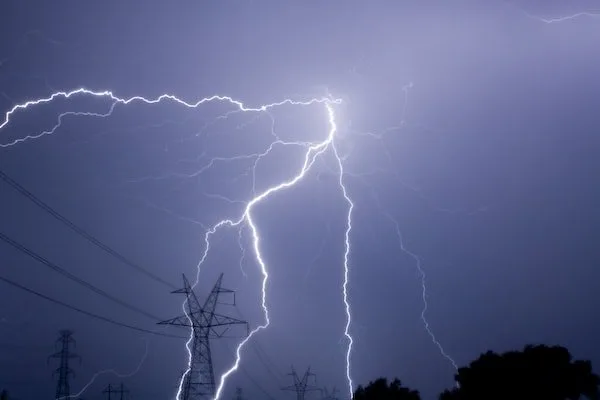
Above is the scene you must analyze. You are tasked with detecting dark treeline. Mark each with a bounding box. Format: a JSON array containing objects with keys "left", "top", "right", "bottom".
[
  {"left": 1, "top": 344, "right": 599, "bottom": 400},
  {"left": 354, "top": 344, "right": 600, "bottom": 400}
]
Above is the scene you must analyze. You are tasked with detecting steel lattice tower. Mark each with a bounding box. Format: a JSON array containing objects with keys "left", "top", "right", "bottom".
[
  {"left": 320, "top": 387, "right": 339, "bottom": 400},
  {"left": 282, "top": 367, "right": 319, "bottom": 400},
  {"left": 233, "top": 387, "right": 244, "bottom": 400},
  {"left": 159, "top": 273, "right": 248, "bottom": 400},
  {"left": 49, "top": 330, "right": 80, "bottom": 400}
]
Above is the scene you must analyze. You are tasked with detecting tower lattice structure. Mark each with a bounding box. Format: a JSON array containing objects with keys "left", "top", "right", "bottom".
[
  {"left": 320, "top": 387, "right": 339, "bottom": 400},
  {"left": 49, "top": 330, "right": 80, "bottom": 400},
  {"left": 282, "top": 366, "right": 319, "bottom": 400},
  {"left": 159, "top": 273, "right": 248, "bottom": 400}
]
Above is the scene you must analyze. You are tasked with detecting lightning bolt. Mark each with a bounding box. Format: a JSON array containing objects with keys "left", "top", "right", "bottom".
[
  {"left": 501, "top": 1, "right": 600, "bottom": 25},
  {"left": 347, "top": 78, "right": 461, "bottom": 374},
  {"left": 369, "top": 191, "right": 458, "bottom": 372},
  {"left": 183, "top": 102, "right": 353, "bottom": 400},
  {"left": 331, "top": 121, "right": 356, "bottom": 400},
  {"left": 0, "top": 89, "right": 354, "bottom": 400},
  {"left": 59, "top": 338, "right": 149, "bottom": 400},
  {"left": 389, "top": 213, "right": 457, "bottom": 371},
  {"left": 0, "top": 88, "right": 328, "bottom": 146},
  {"left": 237, "top": 226, "right": 248, "bottom": 278},
  {"left": 528, "top": 11, "right": 600, "bottom": 24}
]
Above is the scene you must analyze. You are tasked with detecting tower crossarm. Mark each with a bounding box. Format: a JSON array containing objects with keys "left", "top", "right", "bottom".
[
  {"left": 157, "top": 315, "right": 195, "bottom": 327},
  {"left": 158, "top": 273, "right": 247, "bottom": 400},
  {"left": 206, "top": 312, "right": 248, "bottom": 329}
]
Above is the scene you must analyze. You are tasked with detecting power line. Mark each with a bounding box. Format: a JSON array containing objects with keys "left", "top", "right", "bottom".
[
  {"left": 282, "top": 367, "right": 319, "bottom": 400},
  {"left": 320, "top": 387, "right": 340, "bottom": 400},
  {"left": 0, "top": 274, "right": 185, "bottom": 339},
  {"left": 223, "top": 342, "right": 278, "bottom": 400},
  {"left": 159, "top": 274, "right": 248, "bottom": 400},
  {"left": 238, "top": 367, "right": 277, "bottom": 400},
  {"left": 0, "top": 169, "right": 175, "bottom": 289},
  {"left": 0, "top": 343, "right": 52, "bottom": 350},
  {"left": 233, "top": 306, "right": 284, "bottom": 385},
  {"left": 103, "top": 383, "right": 129, "bottom": 400},
  {"left": 0, "top": 230, "right": 162, "bottom": 321},
  {"left": 250, "top": 336, "right": 285, "bottom": 384}
]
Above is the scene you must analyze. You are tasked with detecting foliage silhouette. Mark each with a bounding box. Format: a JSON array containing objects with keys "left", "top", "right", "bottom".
[
  {"left": 353, "top": 377, "right": 420, "bottom": 400},
  {"left": 440, "top": 344, "right": 600, "bottom": 400}
]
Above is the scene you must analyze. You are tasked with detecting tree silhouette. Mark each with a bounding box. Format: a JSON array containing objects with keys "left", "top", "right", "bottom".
[
  {"left": 0, "top": 390, "right": 8, "bottom": 400},
  {"left": 440, "top": 344, "right": 600, "bottom": 400},
  {"left": 354, "top": 377, "right": 420, "bottom": 400}
]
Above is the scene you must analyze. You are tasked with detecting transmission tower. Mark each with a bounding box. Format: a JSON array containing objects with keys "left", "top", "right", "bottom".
[
  {"left": 281, "top": 366, "right": 319, "bottom": 400},
  {"left": 233, "top": 387, "right": 244, "bottom": 400},
  {"left": 320, "top": 387, "right": 339, "bottom": 400},
  {"left": 159, "top": 273, "right": 248, "bottom": 400},
  {"left": 103, "top": 383, "right": 129, "bottom": 400},
  {"left": 49, "top": 330, "right": 80, "bottom": 400}
]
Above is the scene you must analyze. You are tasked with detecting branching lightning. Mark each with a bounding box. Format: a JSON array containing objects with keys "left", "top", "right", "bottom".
[
  {"left": 0, "top": 88, "right": 328, "bottom": 146},
  {"left": 349, "top": 79, "right": 461, "bottom": 374},
  {"left": 330, "top": 111, "right": 356, "bottom": 400},
  {"left": 2, "top": 5, "right": 597, "bottom": 400},
  {"left": 0, "top": 89, "right": 354, "bottom": 400},
  {"left": 389, "top": 214, "right": 457, "bottom": 371},
  {"left": 237, "top": 226, "right": 248, "bottom": 278},
  {"left": 527, "top": 11, "right": 600, "bottom": 24},
  {"left": 181, "top": 101, "right": 353, "bottom": 400},
  {"left": 370, "top": 191, "right": 458, "bottom": 372},
  {"left": 502, "top": 1, "right": 600, "bottom": 25}
]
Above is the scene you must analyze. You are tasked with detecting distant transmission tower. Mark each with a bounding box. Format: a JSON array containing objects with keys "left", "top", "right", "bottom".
[
  {"left": 320, "top": 387, "right": 339, "bottom": 400},
  {"left": 281, "top": 366, "right": 319, "bottom": 400},
  {"left": 233, "top": 387, "right": 245, "bottom": 400},
  {"left": 103, "top": 383, "right": 129, "bottom": 400},
  {"left": 49, "top": 330, "right": 80, "bottom": 400},
  {"left": 159, "top": 273, "right": 248, "bottom": 400}
]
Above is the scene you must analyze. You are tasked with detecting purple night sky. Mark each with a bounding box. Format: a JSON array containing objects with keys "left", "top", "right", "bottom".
[{"left": 1, "top": 1, "right": 600, "bottom": 400}]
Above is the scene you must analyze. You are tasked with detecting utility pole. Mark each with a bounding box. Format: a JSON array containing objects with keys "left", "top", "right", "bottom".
[
  {"left": 159, "top": 273, "right": 248, "bottom": 400},
  {"left": 49, "top": 330, "right": 80, "bottom": 400},
  {"left": 281, "top": 366, "right": 319, "bottom": 400},
  {"left": 103, "top": 383, "right": 129, "bottom": 400},
  {"left": 103, "top": 384, "right": 114, "bottom": 400}
]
